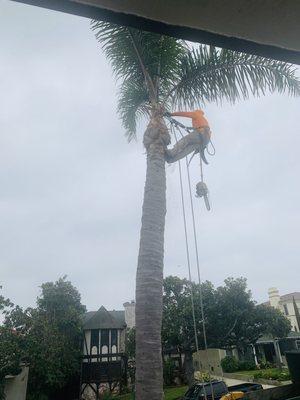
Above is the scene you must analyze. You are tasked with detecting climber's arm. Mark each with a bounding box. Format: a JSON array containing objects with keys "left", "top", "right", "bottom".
[{"left": 170, "top": 111, "right": 195, "bottom": 119}]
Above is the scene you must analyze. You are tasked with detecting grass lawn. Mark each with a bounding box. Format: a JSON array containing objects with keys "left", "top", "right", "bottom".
[
  {"left": 165, "top": 386, "right": 188, "bottom": 400},
  {"left": 116, "top": 386, "right": 188, "bottom": 400},
  {"left": 234, "top": 369, "right": 258, "bottom": 376},
  {"left": 231, "top": 368, "right": 291, "bottom": 382}
]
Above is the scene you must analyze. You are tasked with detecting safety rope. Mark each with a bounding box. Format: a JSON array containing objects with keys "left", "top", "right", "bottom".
[
  {"left": 206, "top": 140, "right": 216, "bottom": 156},
  {"left": 171, "top": 122, "right": 215, "bottom": 400},
  {"left": 199, "top": 152, "right": 204, "bottom": 183},
  {"left": 171, "top": 124, "right": 199, "bottom": 355}
]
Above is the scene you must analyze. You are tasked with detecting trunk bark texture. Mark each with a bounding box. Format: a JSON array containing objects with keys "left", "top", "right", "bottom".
[
  {"left": 183, "top": 351, "right": 195, "bottom": 387},
  {"left": 135, "top": 114, "right": 170, "bottom": 400}
]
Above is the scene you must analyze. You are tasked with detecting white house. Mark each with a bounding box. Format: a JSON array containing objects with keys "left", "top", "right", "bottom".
[
  {"left": 252, "top": 288, "right": 300, "bottom": 366},
  {"left": 266, "top": 288, "right": 300, "bottom": 332}
]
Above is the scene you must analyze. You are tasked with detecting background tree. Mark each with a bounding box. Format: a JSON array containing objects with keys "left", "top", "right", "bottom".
[
  {"left": 207, "top": 277, "right": 257, "bottom": 349},
  {"left": 162, "top": 276, "right": 291, "bottom": 378},
  {"left": 0, "top": 287, "right": 23, "bottom": 400},
  {"left": 0, "top": 287, "right": 13, "bottom": 314},
  {"left": 92, "top": 20, "right": 300, "bottom": 400},
  {"left": 0, "top": 327, "right": 24, "bottom": 400},
  {"left": 3, "top": 277, "right": 86, "bottom": 400},
  {"left": 126, "top": 327, "right": 136, "bottom": 360}
]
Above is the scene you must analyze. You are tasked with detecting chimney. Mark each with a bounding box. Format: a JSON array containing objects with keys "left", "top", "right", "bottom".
[
  {"left": 268, "top": 287, "right": 280, "bottom": 309},
  {"left": 123, "top": 300, "right": 135, "bottom": 329}
]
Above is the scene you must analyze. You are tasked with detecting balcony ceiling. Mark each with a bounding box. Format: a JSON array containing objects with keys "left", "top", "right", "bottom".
[{"left": 11, "top": 0, "right": 300, "bottom": 64}]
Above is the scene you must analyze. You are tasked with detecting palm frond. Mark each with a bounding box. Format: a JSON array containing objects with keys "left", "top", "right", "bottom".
[
  {"left": 91, "top": 21, "right": 299, "bottom": 138},
  {"left": 168, "top": 46, "right": 300, "bottom": 108},
  {"left": 91, "top": 21, "right": 187, "bottom": 135},
  {"left": 91, "top": 21, "right": 144, "bottom": 82},
  {"left": 91, "top": 21, "right": 187, "bottom": 99},
  {"left": 117, "top": 79, "right": 149, "bottom": 140}
]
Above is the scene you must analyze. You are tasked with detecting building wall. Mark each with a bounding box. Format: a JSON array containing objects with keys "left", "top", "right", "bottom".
[
  {"left": 123, "top": 301, "right": 135, "bottom": 329},
  {"left": 119, "top": 329, "right": 126, "bottom": 353},
  {"left": 84, "top": 329, "right": 91, "bottom": 355},
  {"left": 83, "top": 328, "right": 125, "bottom": 357},
  {"left": 278, "top": 301, "right": 300, "bottom": 332},
  {"left": 193, "top": 348, "right": 227, "bottom": 376},
  {"left": 4, "top": 365, "right": 29, "bottom": 400},
  {"left": 267, "top": 288, "right": 300, "bottom": 332}
]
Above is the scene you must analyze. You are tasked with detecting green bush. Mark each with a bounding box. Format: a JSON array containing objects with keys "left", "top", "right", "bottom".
[
  {"left": 100, "top": 391, "right": 115, "bottom": 400},
  {"left": 258, "top": 361, "right": 276, "bottom": 369},
  {"left": 221, "top": 356, "right": 257, "bottom": 373},
  {"left": 253, "top": 369, "right": 291, "bottom": 382},
  {"left": 221, "top": 356, "right": 240, "bottom": 372},
  {"left": 238, "top": 360, "right": 256, "bottom": 371},
  {"left": 194, "top": 371, "right": 210, "bottom": 382},
  {"left": 163, "top": 359, "right": 176, "bottom": 386}
]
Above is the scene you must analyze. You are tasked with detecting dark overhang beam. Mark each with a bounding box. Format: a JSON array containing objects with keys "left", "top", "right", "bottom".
[{"left": 11, "top": 0, "right": 300, "bottom": 65}]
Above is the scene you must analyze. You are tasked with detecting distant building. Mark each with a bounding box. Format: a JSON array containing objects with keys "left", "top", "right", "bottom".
[
  {"left": 123, "top": 301, "right": 135, "bottom": 329},
  {"left": 193, "top": 289, "right": 300, "bottom": 373},
  {"left": 265, "top": 288, "right": 300, "bottom": 332},
  {"left": 80, "top": 301, "right": 135, "bottom": 400},
  {"left": 253, "top": 288, "right": 300, "bottom": 367}
]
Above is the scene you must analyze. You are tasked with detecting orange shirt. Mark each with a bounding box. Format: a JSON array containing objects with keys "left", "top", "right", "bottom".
[{"left": 170, "top": 110, "right": 209, "bottom": 129}]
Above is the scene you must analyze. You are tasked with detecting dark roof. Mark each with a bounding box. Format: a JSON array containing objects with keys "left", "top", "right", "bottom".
[
  {"left": 83, "top": 306, "right": 126, "bottom": 330},
  {"left": 287, "top": 331, "right": 300, "bottom": 339},
  {"left": 281, "top": 292, "right": 300, "bottom": 302},
  {"left": 262, "top": 292, "right": 300, "bottom": 306},
  {"left": 257, "top": 331, "right": 300, "bottom": 343}
]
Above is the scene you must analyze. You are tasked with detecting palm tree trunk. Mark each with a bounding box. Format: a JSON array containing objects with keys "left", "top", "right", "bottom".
[{"left": 135, "top": 115, "right": 170, "bottom": 400}]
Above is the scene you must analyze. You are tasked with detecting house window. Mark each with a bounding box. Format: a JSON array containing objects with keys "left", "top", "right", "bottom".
[
  {"left": 91, "top": 329, "right": 99, "bottom": 354},
  {"left": 111, "top": 329, "right": 118, "bottom": 350},
  {"left": 111, "top": 329, "right": 118, "bottom": 355},
  {"left": 296, "top": 340, "right": 300, "bottom": 350},
  {"left": 101, "top": 330, "right": 109, "bottom": 350},
  {"left": 283, "top": 304, "right": 289, "bottom": 315}
]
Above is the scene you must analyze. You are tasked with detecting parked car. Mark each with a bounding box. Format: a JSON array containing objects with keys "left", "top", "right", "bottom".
[
  {"left": 228, "top": 383, "right": 263, "bottom": 393},
  {"left": 182, "top": 380, "right": 263, "bottom": 400}
]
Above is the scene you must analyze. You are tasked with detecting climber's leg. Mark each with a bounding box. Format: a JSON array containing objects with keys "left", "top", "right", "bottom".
[{"left": 165, "top": 130, "right": 202, "bottom": 163}]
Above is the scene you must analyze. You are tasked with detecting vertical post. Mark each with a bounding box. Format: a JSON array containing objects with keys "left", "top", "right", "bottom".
[
  {"left": 251, "top": 344, "right": 259, "bottom": 366},
  {"left": 274, "top": 340, "right": 283, "bottom": 366},
  {"left": 96, "top": 383, "right": 100, "bottom": 400}
]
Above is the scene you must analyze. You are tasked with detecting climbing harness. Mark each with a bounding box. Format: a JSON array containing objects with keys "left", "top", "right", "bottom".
[{"left": 170, "top": 122, "right": 215, "bottom": 400}]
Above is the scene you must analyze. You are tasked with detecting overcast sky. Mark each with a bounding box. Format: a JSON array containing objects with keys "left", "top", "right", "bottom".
[{"left": 1, "top": 0, "right": 300, "bottom": 314}]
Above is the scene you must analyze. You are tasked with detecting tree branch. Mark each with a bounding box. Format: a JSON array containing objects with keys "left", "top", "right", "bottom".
[{"left": 128, "top": 29, "right": 157, "bottom": 104}]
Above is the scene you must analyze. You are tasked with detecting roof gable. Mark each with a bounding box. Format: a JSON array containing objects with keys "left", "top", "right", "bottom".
[{"left": 83, "top": 306, "right": 126, "bottom": 330}]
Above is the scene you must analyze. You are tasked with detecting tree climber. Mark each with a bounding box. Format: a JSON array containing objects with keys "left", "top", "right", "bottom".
[{"left": 164, "top": 109, "right": 211, "bottom": 164}]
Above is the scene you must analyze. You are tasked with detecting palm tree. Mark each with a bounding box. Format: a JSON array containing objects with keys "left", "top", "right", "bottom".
[{"left": 91, "top": 21, "right": 299, "bottom": 400}]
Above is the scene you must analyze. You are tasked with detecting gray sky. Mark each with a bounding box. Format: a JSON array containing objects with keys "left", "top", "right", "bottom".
[{"left": 1, "top": 0, "right": 300, "bottom": 313}]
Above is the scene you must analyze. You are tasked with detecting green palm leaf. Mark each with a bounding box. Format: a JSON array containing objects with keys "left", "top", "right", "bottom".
[
  {"left": 91, "top": 21, "right": 187, "bottom": 136},
  {"left": 167, "top": 46, "right": 300, "bottom": 108},
  {"left": 91, "top": 21, "right": 186, "bottom": 95},
  {"left": 117, "top": 78, "right": 149, "bottom": 141},
  {"left": 91, "top": 22, "right": 299, "bottom": 137}
]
